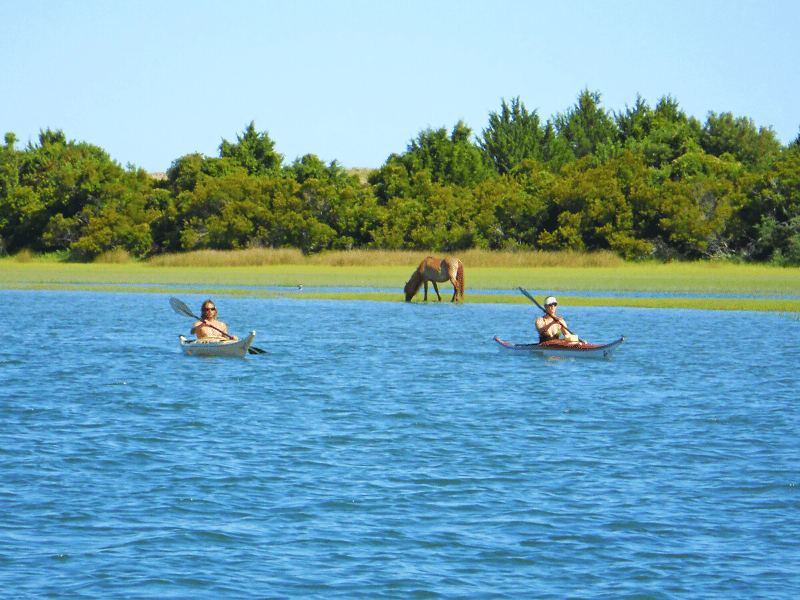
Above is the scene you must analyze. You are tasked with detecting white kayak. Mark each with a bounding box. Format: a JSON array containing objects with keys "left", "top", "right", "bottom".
[
  {"left": 494, "top": 335, "right": 624, "bottom": 359},
  {"left": 179, "top": 331, "right": 257, "bottom": 358}
]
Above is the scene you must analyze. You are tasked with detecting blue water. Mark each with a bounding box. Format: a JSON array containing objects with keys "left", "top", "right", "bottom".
[
  {"left": 67, "top": 281, "right": 800, "bottom": 300},
  {"left": 1, "top": 289, "right": 798, "bottom": 599}
]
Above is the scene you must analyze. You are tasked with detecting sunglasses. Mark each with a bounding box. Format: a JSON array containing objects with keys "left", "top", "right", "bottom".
[{"left": 202, "top": 306, "right": 217, "bottom": 312}]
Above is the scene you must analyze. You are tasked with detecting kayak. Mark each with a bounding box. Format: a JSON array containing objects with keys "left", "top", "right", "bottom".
[
  {"left": 179, "top": 330, "right": 257, "bottom": 358},
  {"left": 493, "top": 335, "right": 625, "bottom": 359}
]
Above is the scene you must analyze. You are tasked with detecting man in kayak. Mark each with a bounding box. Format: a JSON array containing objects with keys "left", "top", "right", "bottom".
[
  {"left": 191, "top": 299, "right": 238, "bottom": 341},
  {"left": 535, "top": 296, "right": 577, "bottom": 343}
]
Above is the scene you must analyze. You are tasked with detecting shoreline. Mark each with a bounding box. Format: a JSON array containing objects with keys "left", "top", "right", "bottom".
[{"left": 3, "top": 261, "right": 800, "bottom": 312}]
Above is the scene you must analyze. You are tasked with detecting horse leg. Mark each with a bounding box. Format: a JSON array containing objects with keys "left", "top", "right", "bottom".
[
  {"left": 432, "top": 281, "right": 441, "bottom": 301},
  {"left": 423, "top": 281, "right": 428, "bottom": 301}
]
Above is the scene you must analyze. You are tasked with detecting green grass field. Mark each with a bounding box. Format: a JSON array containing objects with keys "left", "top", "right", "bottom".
[{"left": 2, "top": 249, "right": 799, "bottom": 312}]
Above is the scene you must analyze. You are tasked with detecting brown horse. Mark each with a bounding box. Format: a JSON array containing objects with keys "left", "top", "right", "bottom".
[{"left": 404, "top": 256, "right": 465, "bottom": 302}]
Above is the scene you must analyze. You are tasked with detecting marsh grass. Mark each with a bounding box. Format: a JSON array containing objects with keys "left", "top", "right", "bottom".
[
  {"left": 94, "top": 249, "right": 133, "bottom": 263},
  {"left": 147, "top": 248, "right": 308, "bottom": 267},
  {"left": 459, "top": 249, "right": 625, "bottom": 268},
  {"left": 13, "top": 249, "right": 36, "bottom": 263},
  {"left": 10, "top": 249, "right": 70, "bottom": 263},
  {"left": 3, "top": 248, "right": 800, "bottom": 311},
  {"left": 146, "top": 248, "right": 625, "bottom": 268}
]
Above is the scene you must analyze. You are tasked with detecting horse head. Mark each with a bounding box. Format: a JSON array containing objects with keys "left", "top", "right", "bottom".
[{"left": 404, "top": 270, "right": 423, "bottom": 301}]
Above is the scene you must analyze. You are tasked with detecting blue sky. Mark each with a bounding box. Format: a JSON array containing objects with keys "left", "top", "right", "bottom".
[{"left": 4, "top": 0, "right": 798, "bottom": 173}]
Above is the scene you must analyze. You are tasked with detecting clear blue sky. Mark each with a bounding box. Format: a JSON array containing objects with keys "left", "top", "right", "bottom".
[{"left": 4, "top": 0, "right": 798, "bottom": 173}]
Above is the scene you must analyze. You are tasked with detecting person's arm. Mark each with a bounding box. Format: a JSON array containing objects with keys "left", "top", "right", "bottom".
[
  {"left": 218, "top": 321, "right": 238, "bottom": 341},
  {"left": 536, "top": 315, "right": 564, "bottom": 333},
  {"left": 535, "top": 316, "right": 546, "bottom": 334}
]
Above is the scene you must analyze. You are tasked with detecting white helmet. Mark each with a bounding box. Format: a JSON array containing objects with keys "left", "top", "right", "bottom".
[{"left": 544, "top": 296, "right": 558, "bottom": 306}]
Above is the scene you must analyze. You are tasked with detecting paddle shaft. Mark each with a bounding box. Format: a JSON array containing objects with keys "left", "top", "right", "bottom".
[{"left": 518, "top": 287, "right": 578, "bottom": 337}]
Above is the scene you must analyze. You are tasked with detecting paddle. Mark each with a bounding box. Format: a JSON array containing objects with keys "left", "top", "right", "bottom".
[
  {"left": 518, "top": 287, "right": 584, "bottom": 342},
  {"left": 169, "top": 297, "right": 266, "bottom": 355}
]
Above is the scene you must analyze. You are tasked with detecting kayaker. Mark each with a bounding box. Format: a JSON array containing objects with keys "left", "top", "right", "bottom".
[
  {"left": 535, "top": 296, "right": 576, "bottom": 343},
  {"left": 191, "top": 299, "right": 238, "bottom": 341}
]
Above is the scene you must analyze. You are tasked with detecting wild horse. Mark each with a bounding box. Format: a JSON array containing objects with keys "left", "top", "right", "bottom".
[{"left": 404, "top": 256, "right": 465, "bottom": 302}]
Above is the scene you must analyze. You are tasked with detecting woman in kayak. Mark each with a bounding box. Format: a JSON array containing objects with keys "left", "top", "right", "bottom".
[
  {"left": 535, "top": 296, "right": 572, "bottom": 343},
  {"left": 191, "top": 299, "right": 238, "bottom": 341}
]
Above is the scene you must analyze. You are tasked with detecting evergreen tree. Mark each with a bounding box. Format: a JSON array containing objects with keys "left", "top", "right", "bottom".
[
  {"left": 615, "top": 94, "right": 702, "bottom": 170},
  {"left": 219, "top": 121, "right": 284, "bottom": 176},
  {"left": 286, "top": 154, "right": 350, "bottom": 184},
  {"left": 552, "top": 89, "right": 620, "bottom": 168},
  {"left": 790, "top": 126, "right": 800, "bottom": 153},
  {"left": 397, "top": 120, "right": 493, "bottom": 188},
  {"left": 0, "top": 128, "right": 129, "bottom": 253},
  {"left": 479, "top": 97, "right": 545, "bottom": 175},
  {"left": 701, "top": 111, "right": 782, "bottom": 172},
  {"left": 615, "top": 94, "right": 652, "bottom": 146}
]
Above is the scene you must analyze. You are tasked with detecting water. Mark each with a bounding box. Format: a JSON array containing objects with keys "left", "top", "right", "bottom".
[
  {"left": 62, "top": 281, "right": 800, "bottom": 300},
  {"left": 1, "top": 289, "right": 798, "bottom": 599}
]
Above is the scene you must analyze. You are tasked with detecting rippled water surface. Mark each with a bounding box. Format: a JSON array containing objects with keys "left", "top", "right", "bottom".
[{"left": 2, "top": 289, "right": 798, "bottom": 599}]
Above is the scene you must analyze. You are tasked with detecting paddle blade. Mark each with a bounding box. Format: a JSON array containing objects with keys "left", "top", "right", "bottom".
[{"left": 170, "top": 297, "right": 198, "bottom": 320}]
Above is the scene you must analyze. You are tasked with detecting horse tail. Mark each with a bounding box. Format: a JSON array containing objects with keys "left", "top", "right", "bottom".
[{"left": 456, "top": 260, "right": 465, "bottom": 301}]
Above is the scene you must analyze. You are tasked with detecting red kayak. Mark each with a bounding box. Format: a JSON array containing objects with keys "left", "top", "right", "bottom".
[{"left": 493, "top": 335, "right": 625, "bottom": 359}]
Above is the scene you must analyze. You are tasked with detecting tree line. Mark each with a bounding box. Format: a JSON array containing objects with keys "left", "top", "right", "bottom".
[{"left": 2, "top": 89, "right": 799, "bottom": 264}]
